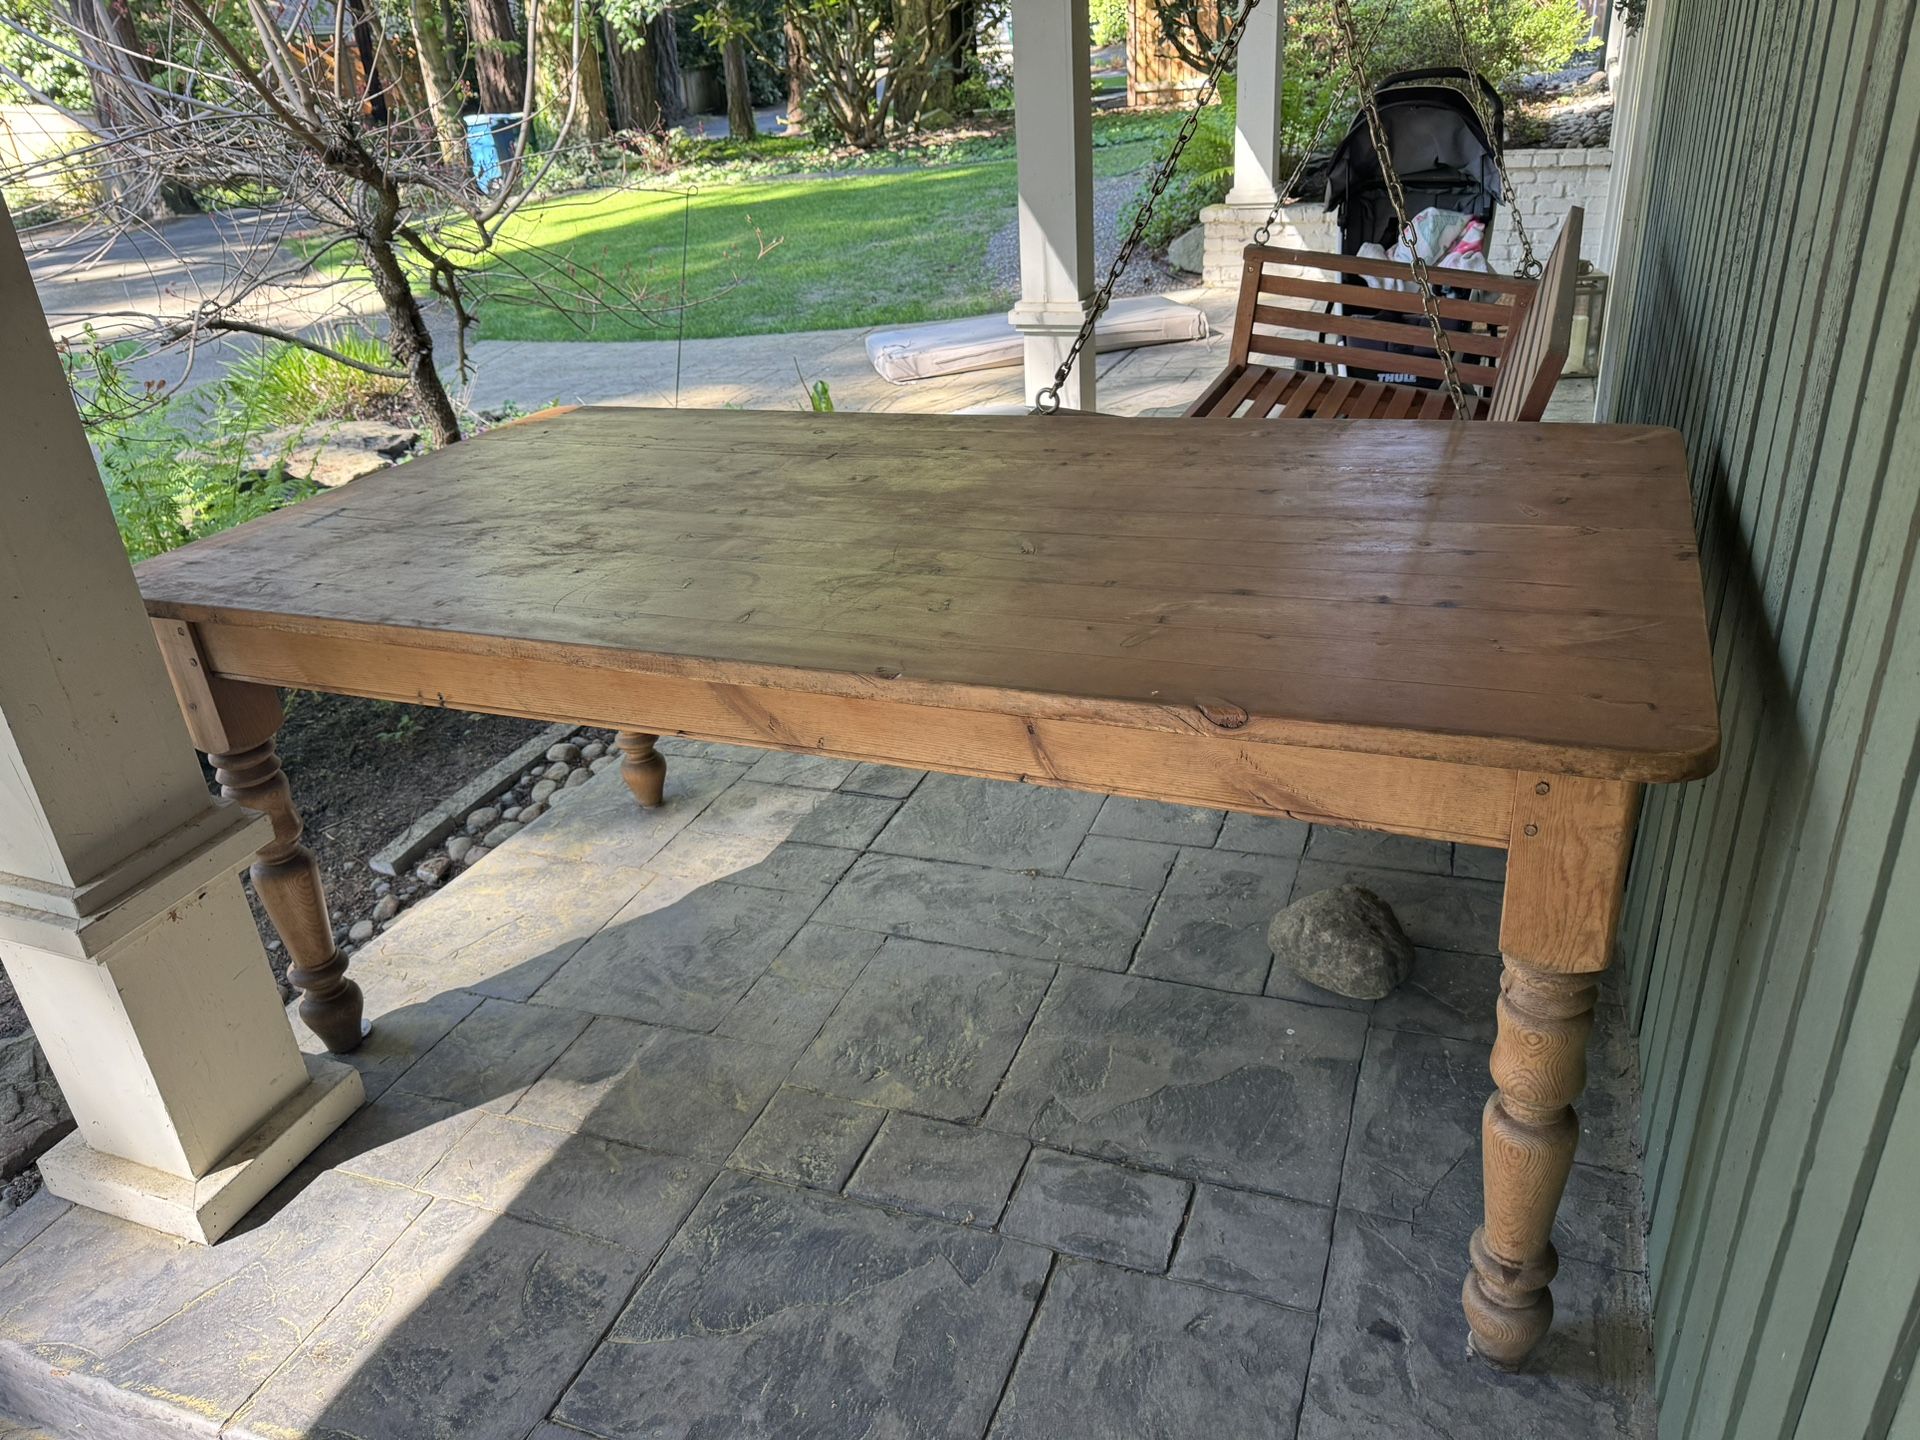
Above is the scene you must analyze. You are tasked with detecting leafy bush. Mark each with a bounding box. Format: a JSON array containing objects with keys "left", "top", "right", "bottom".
[{"left": 1090, "top": 0, "right": 1131, "bottom": 48}]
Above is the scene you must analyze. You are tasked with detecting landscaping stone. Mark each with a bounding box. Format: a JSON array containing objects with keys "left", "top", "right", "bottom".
[
  {"left": 1268, "top": 883, "right": 1415, "bottom": 1000},
  {"left": 246, "top": 419, "right": 418, "bottom": 488},
  {"left": 1000, "top": 1149, "right": 1189, "bottom": 1270},
  {"left": 728, "top": 1086, "right": 885, "bottom": 1189},
  {"left": 871, "top": 773, "right": 1102, "bottom": 874},
  {"left": 1169, "top": 1184, "right": 1334, "bottom": 1310},
  {"left": 484, "top": 820, "right": 522, "bottom": 846},
  {"left": 371, "top": 895, "right": 399, "bottom": 923},
  {"left": 563, "top": 768, "right": 590, "bottom": 788},
  {"left": 1289, "top": 860, "right": 1503, "bottom": 955},
  {"left": 1134, "top": 846, "right": 1299, "bottom": 993},
  {"left": 464, "top": 805, "right": 501, "bottom": 835},
  {"left": 590, "top": 754, "right": 617, "bottom": 773},
  {"left": 529, "top": 779, "right": 559, "bottom": 804},
  {"left": 546, "top": 742, "right": 581, "bottom": 764},
  {"left": 413, "top": 853, "right": 452, "bottom": 884},
  {"left": 555, "top": 1174, "right": 1049, "bottom": 1440},
  {"left": 517, "top": 802, "right": 545, "bottom": 823},
  {"left": 792, "top": 937, "right": 1052, "bottom": 1121},
  {"left": 444, "top": 835, "right": 473, "bottom": 863},
  {"left": 845, "top": 1113, "right": 1029, "bottom": 1226},
  {"left": 989, "top": 1259, "right": 1317, "bottom": 1439},
  {"left": 579, "top": 741, "right": 607, "bottom": 762},
  {"left": 0, "top": 1033, "right": 70, "bottom": 1177},
  {"left": 987, "top": 968, "right": 1366, "bottom": 1202},
  {"left": 347, "top": 918, "right": 375, "bottom": 943},
  {"left": 1166, "top": 222, "right": 1206, "bottom": 275}
]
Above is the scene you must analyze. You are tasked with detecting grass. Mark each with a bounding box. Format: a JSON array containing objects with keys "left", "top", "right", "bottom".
[{"left": 463, "top": 109, "right": 1179, "bottom": 342}]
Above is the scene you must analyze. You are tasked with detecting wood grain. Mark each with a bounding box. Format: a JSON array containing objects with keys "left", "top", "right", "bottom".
[{"left": 135, "top": 409, "right": 1719, "bottom": 784}]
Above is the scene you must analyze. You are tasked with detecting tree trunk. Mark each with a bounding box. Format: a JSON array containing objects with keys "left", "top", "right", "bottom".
[
  {"left": 783, "top": 17, "right": 807, "bottom": 128},
  {"left": 722, "top": 35, "right": 755, "bottom": 138},
  {"left": 466, "top": 0, "right": 526, "bottom": 111},
  {"left": 61, "top": 0, "right": 199, "bottom": 212},
  {"left": 359, "top": 197, "right": 461, "bottom": 446},
  {"left": 408, "top": 0, "right": 469, "bottom": 164},
  {"left": 603, "top": 18, "right": 660, "bottom": 131},
  {"left": 535, "top": 0, "right": 610, "bottom": 141},
  {"left": 649, "top": 10, "right": 686, "bottom": 125}
]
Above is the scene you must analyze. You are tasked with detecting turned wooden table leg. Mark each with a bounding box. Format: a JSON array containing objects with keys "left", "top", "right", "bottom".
[
  {"left": 1464, "top": 773, "right": 1641, "bottom": 1368},
  {"left": 151, "top": 620, "right": 366, "bottom": 1054},
  {"left": 1463, "top": 963, "right": 1595, "bottom": 1364},
  {"left": 615, "top": 730, "right": 667, "bottom": 807}
]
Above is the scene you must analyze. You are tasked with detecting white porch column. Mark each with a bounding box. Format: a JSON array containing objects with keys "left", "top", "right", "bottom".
[
  {"left": 0, "top": 199, "right": 361, "bottom": 1244},
  {"left": 1226, "top": 0, "right": 1286, "bottom": 207},
  {"left": 1009, "top": 0, "right": 1096, "bottom": 410}
]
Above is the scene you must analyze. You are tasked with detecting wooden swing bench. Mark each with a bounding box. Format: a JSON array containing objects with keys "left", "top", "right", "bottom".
[{"left": 1188, "top": 205, "right": 1583, "bottom": 423}]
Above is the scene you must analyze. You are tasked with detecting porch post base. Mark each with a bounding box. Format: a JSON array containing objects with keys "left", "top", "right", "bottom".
[{"left": 37, "top": 1054, "right": 363, "bottom": 1244}]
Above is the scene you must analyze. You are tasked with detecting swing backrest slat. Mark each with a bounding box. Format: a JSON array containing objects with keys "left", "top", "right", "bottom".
[{"left": 1487, "top": 207, "right": 1584, "bottom": 422}]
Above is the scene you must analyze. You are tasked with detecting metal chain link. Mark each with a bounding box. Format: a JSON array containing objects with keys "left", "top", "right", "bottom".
[
  {"left": 1033, "top": 0, "right": 1262, "bottom": 414},
  {"left": 1446, "top": 0, "right": 1540, "bottom": 278},
  {"left": 1329, "top": 0, "right": 1472, "bottom": 420}
]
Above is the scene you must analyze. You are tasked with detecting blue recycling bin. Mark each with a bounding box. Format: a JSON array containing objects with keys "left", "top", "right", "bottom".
[{"left": 465, "top": 112, "right": 524, "bottom": 193}]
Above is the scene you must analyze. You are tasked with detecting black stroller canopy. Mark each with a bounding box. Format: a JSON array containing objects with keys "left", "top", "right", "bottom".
[{"left": 1326, "top": 66, "right": 1506, "bottom": 254}]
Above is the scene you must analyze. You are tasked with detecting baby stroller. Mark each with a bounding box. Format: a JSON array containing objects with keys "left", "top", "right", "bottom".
[{"left": 1317, "top": 66, "right": 1508, "bottom": 386}]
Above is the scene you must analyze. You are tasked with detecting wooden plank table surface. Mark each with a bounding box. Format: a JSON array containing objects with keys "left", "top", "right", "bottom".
[{"left": 137, "top": 406, "right": 1718, "bottom": 1370}]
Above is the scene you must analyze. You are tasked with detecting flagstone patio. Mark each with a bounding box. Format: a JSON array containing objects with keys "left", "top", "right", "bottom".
[{"left": 0, "top": 746, "right": 1656, "bottom": 1439}]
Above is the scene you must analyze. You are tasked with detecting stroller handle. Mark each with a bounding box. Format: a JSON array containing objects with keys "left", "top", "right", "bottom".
[{"left": 1374, "top": 66, "right": 1505, "bottom": 144}]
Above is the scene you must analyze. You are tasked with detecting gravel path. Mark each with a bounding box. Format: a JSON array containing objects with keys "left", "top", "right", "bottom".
[{"left": 982, "top": 170, "right": 1188, "bottom": 299}]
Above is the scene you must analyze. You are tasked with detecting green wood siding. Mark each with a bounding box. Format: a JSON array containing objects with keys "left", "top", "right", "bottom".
[{"left": 1605, "top": 0, "right": 1919, "bottom": 1436}]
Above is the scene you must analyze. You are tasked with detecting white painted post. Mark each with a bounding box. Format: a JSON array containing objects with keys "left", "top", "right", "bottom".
[
  {"left": 1226, "top": 0, "right": 1285, "bottom": 207},
  {"left": 0, "top": 199, "right": 361, "bottom": 1244},
  {"left": 1009, "top": 0, "right": 1097, "bottom": 411}
]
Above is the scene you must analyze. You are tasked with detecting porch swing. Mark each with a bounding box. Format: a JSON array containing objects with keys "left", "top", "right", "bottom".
[{"left": 1035, "top": 0, "right": 1583, "bottom": 423}]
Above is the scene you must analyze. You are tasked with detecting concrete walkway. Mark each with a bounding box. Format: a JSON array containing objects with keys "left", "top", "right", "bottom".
[{"left": 0, "top": 752, "right": 1653, "bottom": 1439}]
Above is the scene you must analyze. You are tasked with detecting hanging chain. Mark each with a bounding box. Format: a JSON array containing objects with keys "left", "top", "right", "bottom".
[
  {"left": 1329, "top": 0, "right": 1472, "bottom": 420},
  {"left": 1446, "top": 0, "right": 1540, "bottom": 278},
  {"left": 1033, "top": 0, "right": 1262, "bottom": 414}
]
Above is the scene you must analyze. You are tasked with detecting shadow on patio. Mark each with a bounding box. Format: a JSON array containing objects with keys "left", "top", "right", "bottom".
[{"left": 0, "top": 737, "right": 1653, "bottom": 1439}]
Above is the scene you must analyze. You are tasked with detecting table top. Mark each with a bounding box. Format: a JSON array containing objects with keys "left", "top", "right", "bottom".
[{"left": 137, "top": 407, "right": 1719, "bottom": 782}]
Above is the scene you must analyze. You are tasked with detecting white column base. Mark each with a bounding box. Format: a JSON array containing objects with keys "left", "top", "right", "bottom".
[
  {"left": 37, "top": 1053, "right": 363, "bottom": 1244},
  {"left": 1008, "top": 299, "right": 1098, "bottom": 411}
]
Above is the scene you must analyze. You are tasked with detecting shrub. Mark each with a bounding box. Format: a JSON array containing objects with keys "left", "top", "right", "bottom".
[{"left": 1090, "top": 0, "right": 1131, "bottom": 48}]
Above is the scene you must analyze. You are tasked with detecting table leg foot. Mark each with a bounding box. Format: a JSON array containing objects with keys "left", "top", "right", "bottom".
[
  {"left": 1463, "top": 959, "right": 1595, "bottom": 1368},
  {"left": 212, "top": 738, "right": 367, "bottom": 1054},
  {"left": 616, "top": 730, "right": 667, "bottom": 807}
]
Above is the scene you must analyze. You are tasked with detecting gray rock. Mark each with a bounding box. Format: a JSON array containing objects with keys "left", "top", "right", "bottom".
[
  {"left": 464, "top": 805, "right": 501, "bottom": 835},
  {"left": 244, "top": 419, "right": 418, "bottom": 489},
  {"left": 461, "top": 843, "right": 490, "bottom": 866},
  {"left": 517, "top": 801, "right": 545, "bottom": 823},
  {"left": 413, "top": 853, "right": 452, "bottom": 885},
  {"left": 1166, "top": 222, "right": 1206, "bottom": 274},
  {"left": 444, "top": 834, "right": 474, "bottom": 863},
  {"left": 529, "top": 778, "right": 559, "bottom": 804},
  {"left": 485, "top": 820, "right": 522, "bottom": 846},
  {"left": 1268, "top": 883, "right": 1414, "bottom": 999},
  {"left": 499, "top": 805, "right": 522, "bottom": 822},
  {"left": 579, "top": 740, "right": 607, "bottom": 762},
  {"left": 590, "top": 754, "right": 618, "bottom": 773},
  {"left": 563, "top": 767, "right": 590, "bottom": 788},
  {"left": 347, "top": 918, "right": 375, "bottom": 943},
  {"left": 546, "top": 742, "right": 582, "bottom": 763},
  {"left": 543, "top": 761, "right": 572, "bottom": 782},
  {"left": 0, "top": 1032, "right": 71, "bottom": 1176},
  {"left": 371, "top": 895, "right": 400, "bottom": 923}
]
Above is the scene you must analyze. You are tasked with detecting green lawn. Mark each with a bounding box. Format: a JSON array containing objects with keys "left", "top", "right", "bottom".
[{"left": 467, "top": 117, "right": 1171, "bottom": 342}]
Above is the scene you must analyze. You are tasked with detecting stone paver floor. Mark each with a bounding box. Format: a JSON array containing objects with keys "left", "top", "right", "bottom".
[{"left": 0, "top": 749, "right": 1654, "bottom": 1438}]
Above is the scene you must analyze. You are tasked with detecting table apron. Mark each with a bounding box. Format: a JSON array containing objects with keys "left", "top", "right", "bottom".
[{"left": 190, "top": 621, "right": 1518, "bottom": 848}]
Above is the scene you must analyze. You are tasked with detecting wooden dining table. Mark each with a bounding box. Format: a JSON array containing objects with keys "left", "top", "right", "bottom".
[{"left": 135, "top": 406, "right": 1717, "bottom": 1370}]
